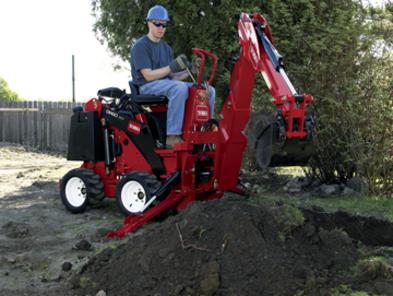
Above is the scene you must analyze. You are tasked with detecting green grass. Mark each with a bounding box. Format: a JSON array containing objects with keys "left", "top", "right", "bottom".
[
  {"left": 329, "top": 284, "right": 372, "bottom": 296},
  {"left": 79, "top": 276, "right": 97, "bottom": 289},
  {"left": 250, "top": 194, "right": 393, "bottom": 222},
  {"left": 272, "top": 205, "right": 305, "bottom": 241}
]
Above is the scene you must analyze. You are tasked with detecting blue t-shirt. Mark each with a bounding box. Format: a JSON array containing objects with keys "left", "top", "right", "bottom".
[{"left": 131, "top": 35, "right": 174, "bottom": 86}]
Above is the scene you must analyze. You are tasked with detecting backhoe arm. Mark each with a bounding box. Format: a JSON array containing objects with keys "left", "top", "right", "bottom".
[{"left": 215, "top": 12, "right": 313, "bottom": 191}]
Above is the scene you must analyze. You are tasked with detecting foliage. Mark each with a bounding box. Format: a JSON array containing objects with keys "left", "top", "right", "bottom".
[
  {"left": 272, "top": 204, "right": 305, "bottom": 241},
  {"left": 92, "top": 0, "right": 393, "bottom": 195},
  {"left": 260, "top": 1, "right": 393, "bottom": 195},
  {"left": 355, "top": 256, "right": 393, "bottom": 280},
  {"left": 330, "top": 284, "right": 370, "bottom": 296},
  {"left": 0, "top": 77, "right": 22, "bottom": 102}
]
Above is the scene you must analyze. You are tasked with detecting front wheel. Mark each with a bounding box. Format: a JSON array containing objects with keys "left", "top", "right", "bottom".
[
  {"left": 60, "top": 168, "right": 104, "bottom": 213},
  {"left": 116, "top": 171, "right": 160, "bottom": 216}
]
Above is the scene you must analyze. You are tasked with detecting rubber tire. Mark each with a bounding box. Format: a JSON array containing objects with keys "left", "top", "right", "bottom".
[
  {"left": 60, "top": 168, "right": 105, "bottom": 213},
  {"left": 116, "top": 171, "right": 160, "bottom": 216}
]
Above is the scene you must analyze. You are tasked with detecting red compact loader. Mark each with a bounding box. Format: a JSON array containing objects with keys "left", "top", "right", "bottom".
[{"left": 60, "top": 12, "right": 314, "bottom": 238}]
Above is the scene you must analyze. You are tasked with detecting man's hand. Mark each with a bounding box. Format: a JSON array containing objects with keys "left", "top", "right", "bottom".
[{"left": 169, "top": 54, "right": 190, "bottom": 73}]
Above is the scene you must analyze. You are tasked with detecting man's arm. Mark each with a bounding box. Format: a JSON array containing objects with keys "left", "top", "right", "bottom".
[
  {"left": 140, "top": 67, "right": 171, "bottom": 82},
  {"left": 139, "top": 55, "right": 189, "bottom": 82},
  {"left": 170, "top": 70, "right": 189, "bottom": 81}
]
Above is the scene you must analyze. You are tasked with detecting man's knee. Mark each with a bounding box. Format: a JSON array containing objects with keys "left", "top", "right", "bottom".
[
  {"left": 171, "top": 81, "right": 188, "bottom": 101},
  {"left": 174, "top": 81, "right": 189, "bottom": 100}
]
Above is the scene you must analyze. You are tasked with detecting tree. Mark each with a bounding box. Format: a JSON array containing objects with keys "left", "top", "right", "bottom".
[{"left": 0, "top": 77, "right": 22, "bottom": 102}]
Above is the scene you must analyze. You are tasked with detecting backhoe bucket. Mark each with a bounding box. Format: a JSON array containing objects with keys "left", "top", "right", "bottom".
[{"left": 248, "top": 112, "right": 314, "bottom": 169}]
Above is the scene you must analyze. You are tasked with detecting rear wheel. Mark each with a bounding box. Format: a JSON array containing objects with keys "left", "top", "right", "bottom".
[
  {"left": 116, "top": 171, "right": 160, "bottom": 216},
  {"left": 60, "top": 168, "right": 105, "bottom": 213}
]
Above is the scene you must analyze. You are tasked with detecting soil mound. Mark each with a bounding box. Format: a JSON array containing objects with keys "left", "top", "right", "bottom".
[{"left": 75, "top": 200, "right": 359, "bottom": 296}]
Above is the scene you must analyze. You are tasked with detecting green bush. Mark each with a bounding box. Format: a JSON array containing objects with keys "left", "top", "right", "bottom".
[{"left": 0, "top": 77, "right": 22, "bottom": 102}]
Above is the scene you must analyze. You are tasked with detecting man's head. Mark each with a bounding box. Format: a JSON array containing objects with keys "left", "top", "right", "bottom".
[{"left": 146, "top": 5, "right": 169, "bottom": 40}]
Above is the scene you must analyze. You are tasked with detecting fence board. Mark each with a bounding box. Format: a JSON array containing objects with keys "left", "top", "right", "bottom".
[{"left": 0, "top": 100, "right": 84, "bottom": 152}]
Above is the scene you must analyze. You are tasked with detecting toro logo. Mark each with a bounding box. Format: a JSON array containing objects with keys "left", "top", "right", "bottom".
[
  {"left": 196, "top": 105, "right": 209, "bottom": 122},
  {"left": 127, "top": 121, "right": 141, "bottom": 135}
]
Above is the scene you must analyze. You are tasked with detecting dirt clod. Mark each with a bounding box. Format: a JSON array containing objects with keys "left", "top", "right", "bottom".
[
  {"left": 62, "top": 262, "right": 73, "bottom": 272},
  {"left": 73, "top": 239, "right": 93, "bottom": 251},
  {"left": 2, "top": 221, "right": 30, "bottom": 238}
]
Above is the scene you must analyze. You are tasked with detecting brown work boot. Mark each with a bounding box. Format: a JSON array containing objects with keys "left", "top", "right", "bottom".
[{"left": 166, "top": 135, "right": 183, "bottom": 148}]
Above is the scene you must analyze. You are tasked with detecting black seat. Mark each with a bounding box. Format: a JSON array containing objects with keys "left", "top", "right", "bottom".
[
  {"left": 129, "top": 81, "right": 168, "bottom": 105},
  {"left": 97, "top": 87, "right": 125, "bottom": 98}
]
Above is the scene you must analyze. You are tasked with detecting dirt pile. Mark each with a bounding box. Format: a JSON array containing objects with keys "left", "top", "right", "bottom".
[{"left": 75, "top": 200, "right": 359, "bottom": 296}]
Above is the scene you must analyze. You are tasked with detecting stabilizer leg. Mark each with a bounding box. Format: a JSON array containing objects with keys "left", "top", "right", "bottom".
[{"left": 107, "top": 192, "right": 185, "bottom": 238}]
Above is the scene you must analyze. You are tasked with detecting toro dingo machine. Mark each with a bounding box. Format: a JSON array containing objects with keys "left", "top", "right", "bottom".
[{"left": 60, "top": 13, "right": 314, "bottom": 238}]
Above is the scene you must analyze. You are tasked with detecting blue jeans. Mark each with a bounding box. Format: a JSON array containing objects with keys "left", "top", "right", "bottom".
[{"left": 140, "top": 79, "right": 215, "bottom": 135}]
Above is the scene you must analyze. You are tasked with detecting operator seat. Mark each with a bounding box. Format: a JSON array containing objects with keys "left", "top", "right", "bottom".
[
  {"left": 129, "top": 81, "right": 168, "bottom": 105},
  {"left": 129, "top": 81, "right": 168, "bottom": 146}
]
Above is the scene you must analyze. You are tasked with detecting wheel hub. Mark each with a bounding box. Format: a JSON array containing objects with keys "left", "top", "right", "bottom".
[
  {"left": 65, "top": 177, "right": 87, "bottom": 207},
  {"left": 121, "top": 180, "right": 147, "bottom": 213},
  {"left": 137, "top": 192, "right": 145, "bottom": 199}
]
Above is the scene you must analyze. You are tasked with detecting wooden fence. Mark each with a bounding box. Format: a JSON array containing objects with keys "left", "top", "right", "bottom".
[{"left": 0, "top": 101, "right": 83, "bottom": 152}]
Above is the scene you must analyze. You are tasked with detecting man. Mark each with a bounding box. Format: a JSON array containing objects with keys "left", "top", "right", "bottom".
[{"left": 130, "top": 5, "right": 216, "bottom": 147}]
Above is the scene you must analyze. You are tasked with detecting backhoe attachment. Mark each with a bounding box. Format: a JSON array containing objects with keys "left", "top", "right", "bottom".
[{"left": 244, "top": 13, "right": 315, "bottom": 169}]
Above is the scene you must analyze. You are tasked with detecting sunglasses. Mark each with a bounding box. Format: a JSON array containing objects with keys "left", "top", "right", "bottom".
[{"left": 151, "top": 21, "right": 167, "bottom": 28}]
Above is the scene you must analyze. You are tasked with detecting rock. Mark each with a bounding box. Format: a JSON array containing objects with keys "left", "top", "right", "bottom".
[
  {"left": 341, "top": 186, "right": 356, "bottom": 196},
  {"left": 16, "top": 172, "right": 24, "bottom": 178},
  {"left": 6, "top": 257, "right": 16, "bottom": 264},
  {"left": 299, "top": 192, "right": 313, "bottom": 198},
  {"left": 73, "top": 239, "right": 93, "bottom": 251},
  {"left": 96, "top": 290, "right": 107, "bottom": 296},
  {"left": 285, "top": 178, "right": 302, "bottom": 191},
  {"left": 347, "top": 176, "right": 369, "bottom": 195},
  {"left": 243, "top": 182, "right": 252, "bottom": 189},
  {"left": 14, "top": 253, "right": 29, "bottom": 263},
  {"left": 310, "top": 179, "right": 322, "bottom": 188},
  {"left": 318, "top": 184, "right": 339, "bottom": 196},
  {"left": 257, "top": 187, "right": 267, "bottom": 194},
  {"left": 62, "top": 262, "right": 73, "bottom": 272},
  {"left": 288, "top": 187, "right": 301, "bottom": 194}
]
